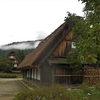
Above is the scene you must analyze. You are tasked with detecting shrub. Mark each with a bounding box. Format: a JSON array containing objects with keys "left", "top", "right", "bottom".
[
  {"left": 95, "top": 82, "right": 100, "bottom": 91},
  {"left": 14, "top": 84, "right": 74, "bottom": 100},
  {"left": 80, "top": 82, "right": 91, "bottom": 93},
  {"left": 14, "top": 83, "right": 100, "bottom": 100},
  {"left": 0, "top": 73, "right": 17, "bottom": 78}
]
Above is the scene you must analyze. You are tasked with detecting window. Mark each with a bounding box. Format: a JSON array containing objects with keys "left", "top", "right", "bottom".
[
  {"left": 10, "top": 56, "right": 14, "bottom": 59},
  {"left": 71, "top": 42, "right": 76, "bottom": 48},
  {"left": 14, "top": 64, "right": 17, "bottom": 67}
]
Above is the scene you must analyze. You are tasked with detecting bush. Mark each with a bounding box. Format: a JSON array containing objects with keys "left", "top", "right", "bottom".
[
  {"left": 14, "top": 83, "right": 100, "bottom": 100},
  {"left": 0, "top": 73, "right": 17, "bottom": 78},
  {"left": 95, "top": 82, "right": 100, "bottom": 91},
  {"left": 80, "top": 82, "right": 90, "bottom": 93},
  {"left": 14, "top": 84, "right": 73, "bottom": 100}
]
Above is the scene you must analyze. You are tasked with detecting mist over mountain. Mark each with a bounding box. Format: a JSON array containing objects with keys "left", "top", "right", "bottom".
[
  {"left": 0, "top": 39, "right": 42, "bottom": 50},
  {"left": 0, "top": 39, "right": 42, "bottom": 58}
]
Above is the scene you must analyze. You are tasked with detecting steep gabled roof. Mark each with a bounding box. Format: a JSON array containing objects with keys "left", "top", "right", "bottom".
[
  {"left": 8, "top": 50, "right": 20, "bottom": 64},
  {"left": 18, "top": 22, "right": 74, "bottom": 69}
]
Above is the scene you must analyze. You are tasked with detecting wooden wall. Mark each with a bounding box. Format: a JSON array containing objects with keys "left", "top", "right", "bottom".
[
  {"left": 53, "top": 30, "right": 73, "bottom": 56},
  {"left": 40, "top": 61, "right": 53, "bottom": 86}
]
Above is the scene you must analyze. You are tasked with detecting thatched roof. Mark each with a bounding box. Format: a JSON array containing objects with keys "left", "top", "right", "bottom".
[
  {"left": 8, "top": 50, "right": 20, "bottom": 64},
  {"left": 18, "top": 22, "right": 74, "bottom": 69},
  {"left": 48, "top": 58, "right": 67, "bottom": 64}
]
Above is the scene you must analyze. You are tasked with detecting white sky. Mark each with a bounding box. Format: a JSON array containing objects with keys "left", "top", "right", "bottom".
[{"left": 0, "top": 0, "right": 84, "bottom": 46}]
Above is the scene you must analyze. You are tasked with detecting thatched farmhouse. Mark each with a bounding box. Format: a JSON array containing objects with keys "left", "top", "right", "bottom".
[
  {"left": 18, "top": 22, "right": 100, "bottom": 87},
  {"left": 8, "top": 51, "right": 21, "bottom": 73}
]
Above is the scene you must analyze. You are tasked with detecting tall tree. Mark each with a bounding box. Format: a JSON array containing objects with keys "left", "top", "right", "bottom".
[
  {"left": 77, "top": 0, "right": 100, "bottom": 65},
  {"left": 16, "top": 50, "right": 25, "bottom": 62},
  {"left": 65, "top": 0, "right": 100, "bottom": 66},
  {"left": 0, "top": 57, "right": 13, "bottom": 72}
]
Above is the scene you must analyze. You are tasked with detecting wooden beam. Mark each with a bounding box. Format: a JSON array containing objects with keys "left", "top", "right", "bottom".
[
  {"left": 85, "top": 75, "right": 100, "bottom": 77},
  {"left": 54, "top": 75, "right": 84, "bottom": 76}
]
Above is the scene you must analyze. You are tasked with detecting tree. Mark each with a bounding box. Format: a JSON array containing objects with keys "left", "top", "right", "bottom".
[
  {"left": 76, "top": 0, "right": 100, "bottom": 65},
  {"left": 65, "top": 0, "right": 100, "bottom": 66},
  {"left": 16, "top": 50, "right": 25, "bottom": 62},
  {"left": 0, "top": 57, "right": 13, "bottom": 73}
]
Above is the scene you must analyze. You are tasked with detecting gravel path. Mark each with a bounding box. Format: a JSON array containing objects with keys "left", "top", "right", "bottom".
[{"left": 0, "top": 78, "right": 26, "bottom": 100}]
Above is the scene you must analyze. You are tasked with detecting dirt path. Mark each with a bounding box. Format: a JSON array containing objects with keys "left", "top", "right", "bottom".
[{"left": 0, "top": 78, "right": 26, "bottom": 100}]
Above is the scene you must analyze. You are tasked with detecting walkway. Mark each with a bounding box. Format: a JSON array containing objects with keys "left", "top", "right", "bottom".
[{"left": 0, "top": 78, "right": 26, "bottom": 100}]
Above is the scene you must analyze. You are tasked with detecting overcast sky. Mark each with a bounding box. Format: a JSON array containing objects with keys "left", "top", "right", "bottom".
[{"left": 0, "top": 0, "right": 84, "bottom": 46}]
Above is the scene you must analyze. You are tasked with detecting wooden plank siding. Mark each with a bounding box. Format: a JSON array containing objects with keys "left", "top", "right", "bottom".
[{"left": 53, "top": 30, "right": 73, "bottom": 57}]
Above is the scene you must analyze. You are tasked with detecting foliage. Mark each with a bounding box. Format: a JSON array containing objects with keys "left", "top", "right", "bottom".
[
  {"left": 14, "top": 84, "right": 100, "bottom": 100},
  {"left": 80, "top": 82, "right": 91, "bottom": 93},
  {"left": 64, "top": 12, "right": 83, "bottom": 25},
  {"left": 0, "top": 73, "right": 17, "bottom": 78},
  {"left": 73, "top": 0, "right": 100, "bottom": 65},
  {"left": 16, "top": 50, "right": 25, "bottom": 62},
  {"left": 64, "top": 12, "right": 85, "bottom": 71},
  {"left": 14, "top": 84, "right": 73, "bottom": 100},
  {"left": 65, "top": 0, "right": 100, "bottom": 67},
  {"left": 95, "top": 82, "right": 100, "bottom": 91},
  {"left": 66, "top": 51, "right": 83, "bottom": 74},
  {"left": 0, "top": 50, "right": 8, "bottom": 58},
  {"left": 71, "top": 88, "right": 100, "bottom": 100},
  {"left": 0, "top": 57, "right": 13, "bottom": 72}
]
